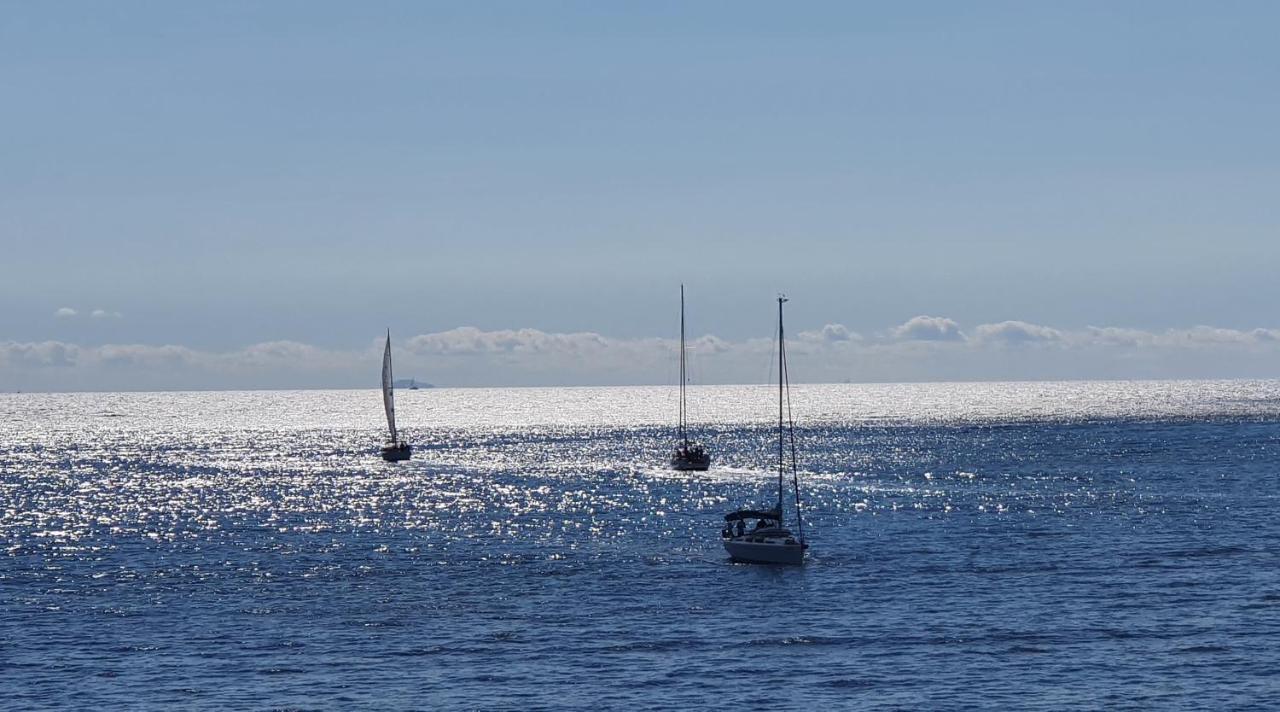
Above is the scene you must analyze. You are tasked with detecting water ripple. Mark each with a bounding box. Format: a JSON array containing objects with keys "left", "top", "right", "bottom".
[{"left": 3, "top": 383, "right": 1280, "bottom": 708}]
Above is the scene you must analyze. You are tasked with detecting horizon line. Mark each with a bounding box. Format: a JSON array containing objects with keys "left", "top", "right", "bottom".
[{"left": 7, "top": 374, "right": 1280, "bottom": 396}]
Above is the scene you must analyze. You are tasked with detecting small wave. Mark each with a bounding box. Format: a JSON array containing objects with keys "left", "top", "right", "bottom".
[
  {"left": 1143, "top": 544, "right": 1248, "bottom": 560},
  {"left": 745, "top": 635, "right": 850, "bottom": 648},
  {"left": 256, "top": 667, "right": 307, "bottom": 676},
  {"left": 596, "top": 638, "right": 702, "bottom": 654},
  {"left": 821, "top": 678, "right": 877, "bottom": 689},
  {"left": 107, "top": 644, "right": 161, "bottom": 654},
  {"left": 387, "top": 646, "right": 450, "bottom": 657},
  {"left": 1176, "top": 644, "right": 1231, "bottom": 654}
]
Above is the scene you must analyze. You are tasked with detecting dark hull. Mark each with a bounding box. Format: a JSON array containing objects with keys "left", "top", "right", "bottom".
[
  {"left": 671, "top": 452, "right": 711, "bottom": 471},
  {"left": 381, "top": 444, "right": 412, "bottom": 462}
]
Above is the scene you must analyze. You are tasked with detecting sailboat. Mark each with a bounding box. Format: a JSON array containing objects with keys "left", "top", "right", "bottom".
[
  {"left": 380, "top": 330, "right": 412, "bottom": 462},
  {"left": 721, "top": 295, "right": 807, "bottom": 565},
  {"left": 671, "top": 284, "right": 711, "bottom": 471}
]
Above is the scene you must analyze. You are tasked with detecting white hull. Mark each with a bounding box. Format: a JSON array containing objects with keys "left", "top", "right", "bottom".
[{"left": 723, "top": 536, "right": 805, "bottom": 565}]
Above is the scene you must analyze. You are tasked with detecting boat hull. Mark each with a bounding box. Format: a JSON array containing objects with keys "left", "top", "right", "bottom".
[
  {"left": 670, "top": 452, "right": 711, "bottom": 471},
  {"left": 723, "top": 537, "right": 805, "bottom": 565},
  {"left": 380, "top": 443, "right": 412, "bottom": 462}
]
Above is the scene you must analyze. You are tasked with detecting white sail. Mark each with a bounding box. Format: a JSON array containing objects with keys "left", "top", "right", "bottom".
[{"left": 382, "top": 330, "right": 397, "bottom": 443}]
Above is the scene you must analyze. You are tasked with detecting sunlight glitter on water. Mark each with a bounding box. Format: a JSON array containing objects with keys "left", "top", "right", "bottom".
[{"left": 4, "top": 382, "right": 1280, "bottom": 708}]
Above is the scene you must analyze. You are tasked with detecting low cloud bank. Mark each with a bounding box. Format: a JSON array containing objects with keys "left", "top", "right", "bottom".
[
  {"left": 800, "top": 324, "right": 859, "bottom": 343},
  {"left": 971, "top": 320, "right": 1063, "bottom": 345},
  {"left": 892, "top": 315, "right": 964, "bottom": 341},
  {"left": 6, "top": 316, "right": 1280, "bottom": 391}
]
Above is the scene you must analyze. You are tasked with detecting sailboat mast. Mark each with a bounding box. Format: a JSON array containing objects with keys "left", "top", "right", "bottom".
[
  {"left": 679, "top": 284, "right": 687, "bottom": 447},
  {"left": 777, "top": 295, "right": 786, "bottom": 518}
]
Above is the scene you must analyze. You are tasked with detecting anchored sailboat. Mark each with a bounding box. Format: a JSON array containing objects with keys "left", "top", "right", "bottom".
[
  {"left": 380, "top": 330, "right": 412, "bottom": 462},
  {"left": 721, "top": 295, "right": 807, "bottom": 565},
  {"left": 671, "top": 285, "right": 711, "bottom": 471}
]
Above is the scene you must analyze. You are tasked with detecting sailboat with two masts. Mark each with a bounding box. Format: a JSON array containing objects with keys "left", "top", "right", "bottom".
[
  {"left": 721, "top": 295, "right": 807, "bottom": 565},
  {"left": 671, "top": 285, "right": 711, "bottom": 471},
  {"left": 380, "top": 330, "right": 412, "bottom": 462}
]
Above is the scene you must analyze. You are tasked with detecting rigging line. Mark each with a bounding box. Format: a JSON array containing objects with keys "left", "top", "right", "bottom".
[
  {"left": 758, "top": 315, "right": 780, "bottom": 484},
  {"left": 764, "top": 316, "right": 779, "bottom": 454},
  {"left": 685, "top": 342, "right": 701, "bottom": 439},
  {"left": 764, "top": 318, "right": 779, "bottom": 390},
  {"left": 776, "top": 296, "right": 786, "bottom": 520}
]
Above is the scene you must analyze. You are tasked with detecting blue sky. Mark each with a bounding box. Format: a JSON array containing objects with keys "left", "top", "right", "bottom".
[{"left": 3, "top": 2, "right": 1279, "bottom": 389}]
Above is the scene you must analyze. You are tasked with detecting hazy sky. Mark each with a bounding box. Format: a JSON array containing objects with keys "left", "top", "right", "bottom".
[{"left": 3, "top": 2, "right": 1279, "bottom": 389}]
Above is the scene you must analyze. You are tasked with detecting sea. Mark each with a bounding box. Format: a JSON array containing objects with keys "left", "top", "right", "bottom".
[{"left": 3, "top": 381, "right": 1280, "bottom": 710}]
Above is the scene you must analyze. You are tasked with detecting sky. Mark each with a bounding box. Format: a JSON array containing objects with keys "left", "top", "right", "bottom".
[{"left": 3, "top": 2, "right": 1279, "bottom": 390}]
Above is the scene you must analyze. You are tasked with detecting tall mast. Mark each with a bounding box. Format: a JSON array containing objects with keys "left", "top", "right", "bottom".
[
  {"left": 777, "top": 295, "right": 787, "bottom": 517},
  {"left": 679, "top": 284, "right": 687, "bottom": 447}
]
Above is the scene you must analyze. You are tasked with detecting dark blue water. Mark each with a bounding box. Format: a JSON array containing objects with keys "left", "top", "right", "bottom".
[{"left": 3, "top": 385, "right": 1280, "bottom": 709}]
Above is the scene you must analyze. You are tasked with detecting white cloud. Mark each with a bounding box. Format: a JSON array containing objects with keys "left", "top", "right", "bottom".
[
  {"left": 891, "top": 315, "right": 964, "bottom": 341},
  {"left": 1083, "top": 326, "right": 1154, "bottom": 347},
  {"left": 1175, "top": 326, "right": 1272, "bottom": 346},
  {"left": 54, "top": 307, "right": 78, "bottom": 318},
  {"left": 688, "top": 334, "right": 733, "bottom": 354},
  {"left": 406, "top": 326, "right": 615, "bottom": 357},
  {"left": 95, "top": 343, "right": 200, "bottom": 369},
  {"left": 1250, "top": 328, "right": 1280, "bottom": 342},
  {"left": 90, "top": 309, "right": 123, "bottom": 319},
  {"left": 799, "top": 323, "right": 858, "bottom": 343},
  {"left": 232, "top": 340, "right": 330, "bottom": 367},
  {"left": 0, "top": 340, "right": 80, "bottom": 368},
  {"left": 971, "top": 320, "right": 1063, "bottom": 345},
  {"left": 1080, "top": 326, "right": 1280, "bottom": 349}
]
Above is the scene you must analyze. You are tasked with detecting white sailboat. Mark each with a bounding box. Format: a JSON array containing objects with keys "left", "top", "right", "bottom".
[
  {"left": 722, "top": 295, "right": 807, "bottom": 565},
  {"left": 671, "top": 284, "right": 711, "bottom": 471},
  {"left": 380, "top": 330, "right": 412, "bottom": 462}
]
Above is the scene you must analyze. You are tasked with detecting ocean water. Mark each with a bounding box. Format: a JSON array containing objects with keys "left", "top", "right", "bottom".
[{"left": 3, "top": 381, "right": 1280, "bottom": 709}]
